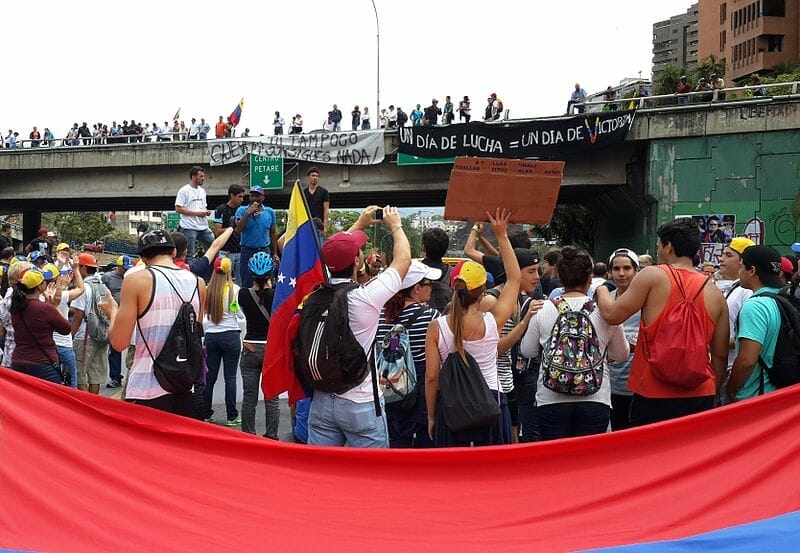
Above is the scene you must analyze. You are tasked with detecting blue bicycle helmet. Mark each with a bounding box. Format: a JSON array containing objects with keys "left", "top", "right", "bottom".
[
  {"left": 248, "top": 251, "right": 275, "bottom": 277},
  {"left": 28, "top": 251, "right": 45, "bottom": 262}
]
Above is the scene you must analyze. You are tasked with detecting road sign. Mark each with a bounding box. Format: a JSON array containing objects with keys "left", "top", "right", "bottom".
[
  {"left": 396, "top": 153, "right": 455, "bottom": 166},
  {"left": 249, "top": 154, "right": 284, "bottom": 189},
  {"left": 165, "top": 211, "right": 181, "bottom": 230}
]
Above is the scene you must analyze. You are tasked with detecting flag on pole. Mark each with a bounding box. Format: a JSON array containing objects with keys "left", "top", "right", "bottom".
[
  {"left": 172, "top": 107, "right": 181, "bottom": 121},
  {"left": 229, "top": 98, "right": 244, "bottom": 127},
  {"left": 261, "top": 181, "right": 325, "bottom": 403}
]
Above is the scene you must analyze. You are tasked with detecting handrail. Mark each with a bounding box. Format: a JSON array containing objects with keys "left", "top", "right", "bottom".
[
  {"left": 3, "top": 80, "right": 800, "bottom": 151},
  {"left": 578, "top": 80, "right": 799, "bottom": 112}
]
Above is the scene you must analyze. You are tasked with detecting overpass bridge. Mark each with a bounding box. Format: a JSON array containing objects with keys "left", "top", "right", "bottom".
[{"left": 2, "top": 93, "right": 800, "bottom": 255}]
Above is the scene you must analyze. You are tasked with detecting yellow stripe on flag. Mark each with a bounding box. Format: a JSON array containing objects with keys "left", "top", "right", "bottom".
[{"left": 283, "top": 181, "right": 309, "bottom": 244}]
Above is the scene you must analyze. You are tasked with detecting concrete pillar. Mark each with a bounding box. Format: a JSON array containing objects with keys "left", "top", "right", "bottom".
[{"left": 22, "top": 211, "right": 41, "bottom": 250}]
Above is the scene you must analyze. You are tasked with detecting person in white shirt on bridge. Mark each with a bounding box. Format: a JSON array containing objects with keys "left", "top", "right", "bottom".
[{"left": 174, "top": 166, "right": 213, "bottom": 260}]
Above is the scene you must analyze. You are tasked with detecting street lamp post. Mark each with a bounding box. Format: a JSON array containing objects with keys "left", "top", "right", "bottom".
[{"left": 370, "top": 0, "right": 380, "bottom": 122}]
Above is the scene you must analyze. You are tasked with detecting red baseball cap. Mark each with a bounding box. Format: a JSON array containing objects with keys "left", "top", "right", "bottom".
[
  {"left": 38, "top": 227, "right": 48, "bottom": 235},
  {"left": 322, "top": 231, "right": 368, "bottom": 272},
  {"left": 781, "top": 256, "right": 794, "bottom": 274},
  {"left": 77, "top": 253, "right": 98, "bottom": 268}
]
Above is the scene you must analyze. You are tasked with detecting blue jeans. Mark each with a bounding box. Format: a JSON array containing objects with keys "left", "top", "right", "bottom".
[
  {"left": 12, "top": 362, "right": 63, "bottom": 384},
  {"left": 537, "top": 402, "right": 610, "bottom": 441},
  {"left": 180, "top": 227, "right": 214, "bottom": 260},
  {"left": 514, "top": 368, "right": 540, "bottom": 442},
  {"left": 56, "top": 345, "right": 78, "bottom": 388},
  {"left": 108, "top": 346, "right": 122, "bottom": 382},
  {"left": 308, "top": 391, "right": 388, "bottom": 448},
  {"left": 202, "top": 330, "right": 241, "bottom": 421}
]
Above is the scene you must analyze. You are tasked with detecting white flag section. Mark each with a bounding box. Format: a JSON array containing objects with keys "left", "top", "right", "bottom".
[{"left": 208, "top": 130, "right": 386, "bottom": 167}]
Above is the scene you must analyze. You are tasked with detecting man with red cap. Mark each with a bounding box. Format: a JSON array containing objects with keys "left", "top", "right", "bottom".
[
  {"left": 25, "top": 228, "right": 52, "bottom": 257},
  {"left": 71, "top": 253, "right": 109, "bottom": 394},
  {"left": 308, "top": 205, "right": 411, "bottom": 448}
]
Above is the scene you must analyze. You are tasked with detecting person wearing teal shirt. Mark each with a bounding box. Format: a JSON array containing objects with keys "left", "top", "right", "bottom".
[{"left": 727, "top": 245, "right": 783, "bottom": 402}]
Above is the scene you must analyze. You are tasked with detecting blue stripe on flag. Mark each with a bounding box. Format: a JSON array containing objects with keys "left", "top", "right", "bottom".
[{"left": 583, "top": 509, "right": 800, "bottom": 552}]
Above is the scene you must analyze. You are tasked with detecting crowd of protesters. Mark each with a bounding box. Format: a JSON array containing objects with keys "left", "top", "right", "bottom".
[
  {"left": 1, "top": 92, "right": 510, "bottom": 149},
  {"left": 2, "top": 163, "right": 796, "bottom": 448}
]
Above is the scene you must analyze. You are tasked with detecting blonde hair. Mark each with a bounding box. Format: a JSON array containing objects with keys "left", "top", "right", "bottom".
[
  {"left": 206, "top": 270, "right": 234, "bottom": 325},
  {"left": 8, "top": 261, "right": 32, "bottom": 287}
]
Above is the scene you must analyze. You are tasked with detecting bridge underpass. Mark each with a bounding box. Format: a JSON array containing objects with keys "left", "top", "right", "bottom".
[{"left": 3, "top": 96, "right": 800, "bottom": 254}]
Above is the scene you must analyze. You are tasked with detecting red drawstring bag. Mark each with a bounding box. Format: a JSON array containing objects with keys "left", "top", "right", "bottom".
[{"left": 645, "top": 266, "right": 713, "bottom": 389}]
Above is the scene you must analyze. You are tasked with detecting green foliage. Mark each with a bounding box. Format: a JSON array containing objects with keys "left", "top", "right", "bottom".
[
  {"left": 365, "top": 217, "right": 423, "bottom": 262},
  {"left": 530, "top": 205, "right": 596, "bottom": 252},
  {"left": 41, "top": 212, "right": 113, "bottom": 245},
  {"left": 106, "top": 229, "right": 138, "bottom": 244},
  {"left": 653, "top": 65, "right": 691, "bottom": 96},
  {"left": 695, "top": 54, "right": 726, "bottom": 81}
]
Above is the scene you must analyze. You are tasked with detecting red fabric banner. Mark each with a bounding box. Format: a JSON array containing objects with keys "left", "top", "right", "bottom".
[{"left": 1, "top": 366, "right": 799, "bottom": 552}]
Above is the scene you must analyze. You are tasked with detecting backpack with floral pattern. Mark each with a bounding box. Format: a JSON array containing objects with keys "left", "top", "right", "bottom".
[{"left": 540, "top": 297, "right": 605, "bottom": 396}]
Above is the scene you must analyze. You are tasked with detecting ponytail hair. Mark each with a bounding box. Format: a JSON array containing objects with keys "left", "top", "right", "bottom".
[
  {"left": 448, "top": 280, "right": 485, "bottom": 360},
  {"left": 9, "top": 283, "right": 32, "bottom": 314}
]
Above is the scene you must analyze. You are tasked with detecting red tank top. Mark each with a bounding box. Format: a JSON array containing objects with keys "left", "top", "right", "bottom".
[{"left": 628, "top": 266, "right": 717, "bottom": 398}]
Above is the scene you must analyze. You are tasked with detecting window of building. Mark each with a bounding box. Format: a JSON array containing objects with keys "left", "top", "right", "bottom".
[
  {"left": 766, "top": 34, "right": 784, "bottom": 52},
  {"left": 130, "top": 222, "right": 138, "bottom": 232},
  {"left": 720, "top": 30, "right": 727, "bottom": 51},
  {"left": 763, "top": 0, "right": 785, "bottom": 17},
  {"left": 720, "top": 2, "right": 727, "bottom": 23}
]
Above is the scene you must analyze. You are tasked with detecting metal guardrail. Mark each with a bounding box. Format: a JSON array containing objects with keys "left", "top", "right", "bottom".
[
  {"left": 3, "top": 80, "right": 800, "bottom": 150},
  {"left": 577, "top": 80, "right": 800, "bottom": 113}
]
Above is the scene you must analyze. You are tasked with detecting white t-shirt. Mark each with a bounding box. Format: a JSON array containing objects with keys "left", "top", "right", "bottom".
[
  {"left": 726, "top": 283, "right": 753, "bottom": 369},
  {"left": 203, "top": 283, "right": 246, "bottom": 334},
  {"left": 71, "top": 277, "right": 97, "bottom": 341},
  {"left": 333, "top": 268, "right": 402, "bottom": 403},
  {"left": 175, "top": 183, "right": 208, "bottom": 231},
  {"left": 520, "top": 295, "right": 629, "bottom": 407},
  {"left": 53, "top": 292, "right": 73, "bottom": 348}
]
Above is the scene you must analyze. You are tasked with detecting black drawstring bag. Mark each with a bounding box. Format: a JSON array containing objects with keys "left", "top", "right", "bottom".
[{"left": 439, "top": 349, "right": 500, "bottom": 432}]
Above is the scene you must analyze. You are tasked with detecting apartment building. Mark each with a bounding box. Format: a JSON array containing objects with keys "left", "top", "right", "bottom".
[
  {"left": 653, "top": 3, "right": 700, "bottom": 80},
  {"left": 699, "top": 0, "right": 799, "bottom": 80}
]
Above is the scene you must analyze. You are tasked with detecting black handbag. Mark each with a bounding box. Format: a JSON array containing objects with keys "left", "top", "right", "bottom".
[
  {"left": 17, "top": 312, "right": 69, "bottom": 386},
  {"left": 438, "top": 349, "right": 500, "bottom": 432}
]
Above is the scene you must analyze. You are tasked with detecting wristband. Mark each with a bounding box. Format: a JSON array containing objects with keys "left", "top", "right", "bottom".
[
  {"left": 391, "top": 225, "right": 403, "bottom": 232},
  {"left": 472, "top": 224, "right": 481, "bottom": 234}
]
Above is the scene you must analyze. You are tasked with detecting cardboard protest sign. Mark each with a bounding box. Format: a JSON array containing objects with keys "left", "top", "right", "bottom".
[{"left": 445, "top": 157, "right": 564, "bottom": 224}]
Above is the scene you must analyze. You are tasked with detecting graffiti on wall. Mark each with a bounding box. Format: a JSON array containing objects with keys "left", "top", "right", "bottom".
[{"left": 769, "top": 206, "right": 800, "bottom": 248}]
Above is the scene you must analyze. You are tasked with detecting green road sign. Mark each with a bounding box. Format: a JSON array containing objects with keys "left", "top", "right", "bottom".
[
  {"left": 396, "top": 153, "right": 456, "bottom": 166},
  {"left": 165, "top": 211, "right": 180, "bottom": 230},
  {"left": 249, "top": 154, "right": 284, "bottom": 189}
]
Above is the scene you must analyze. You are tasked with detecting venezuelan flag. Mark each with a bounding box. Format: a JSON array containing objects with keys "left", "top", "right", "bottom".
[
  {"left": 261, "top": 181, "right": 325, "bottom": 403},
  {"left": 229, "top": 98, "right": 244, "bottom": 128},
  {"left": 2, "top": 365, "right": 800, "bottom": 551}
]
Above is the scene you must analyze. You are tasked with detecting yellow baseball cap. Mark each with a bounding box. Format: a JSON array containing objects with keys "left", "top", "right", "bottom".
[
  {"left": 450, "top": 260, "right": 488, "bottom": 291},
  {"left": 55, "top": 243, "right": 70, "bottom": 252},
  {"left": 41, "top": 263, "right": 60, "bottom": 281},
  {"left": 729, "top": 237, "right": 755, "bottom": 255},
  {"left": 20, "top": 268, "right": 45, "bottom": 290}
]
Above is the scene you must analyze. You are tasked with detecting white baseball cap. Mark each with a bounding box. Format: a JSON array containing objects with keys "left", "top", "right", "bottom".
[{"left": 401, "top": 260, "right": 442, "bottom": 289}]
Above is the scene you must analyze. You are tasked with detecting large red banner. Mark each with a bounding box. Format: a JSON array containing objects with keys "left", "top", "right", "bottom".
[{"left": 1, "top": 366, "right": 799, "bottom": 552}]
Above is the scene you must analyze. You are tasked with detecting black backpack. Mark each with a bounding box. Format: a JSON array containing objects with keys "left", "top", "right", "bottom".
[
  {"left": 428, "top": 265, "right": 452, "bottom": 312},
  {"left": 439, "top": 349, "right": 501, "bottom": 432},
  {"left": 137, "top": 268, "right": 204, "bottom": 394},
  {"left": 293, "top": 282, "right": 371, "bottom": 395},
  {"left": 756, "top": 292, "right": 800, "bottom": 392}
]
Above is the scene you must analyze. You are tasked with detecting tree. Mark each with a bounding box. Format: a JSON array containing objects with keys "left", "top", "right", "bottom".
[
  {"left": 694, "top": 54, "right": 726, "bottom": 81},
  {"left": 530, "top": 205, "right": 596, "bottom": 252},
  {"left": 653, "top": 64, "right": 691, "bottom": 96},
  {"left": 41, "top": 212, "right": 113, "bottom": 246}
]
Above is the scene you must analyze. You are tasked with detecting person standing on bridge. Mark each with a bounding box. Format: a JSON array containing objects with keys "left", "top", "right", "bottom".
[
  {"left": 234, "top": 186, "right": 277, "bottom": 288},
  {"left": 302, "top": 167, "right": 330, "bottom": 235},
  {"left": 175, "top": 166, "right": 214, "bottom": 261}
]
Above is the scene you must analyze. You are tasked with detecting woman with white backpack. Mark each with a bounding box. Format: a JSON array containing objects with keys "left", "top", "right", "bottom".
[{"left": 520, "top": 246, "right": 629, "bottom": 441}]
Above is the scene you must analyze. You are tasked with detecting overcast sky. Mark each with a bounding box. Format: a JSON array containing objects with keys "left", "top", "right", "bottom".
[{"left": 2, "top": 0, "right": 696, "bottom": 138}]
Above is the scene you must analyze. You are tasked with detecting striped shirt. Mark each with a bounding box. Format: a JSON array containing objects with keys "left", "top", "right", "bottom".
[
  {"left": 127, "top": 266, "right": 201, "bottom": 400},
  {"left": 377, "top": 303, "right": 438, "bottom": 367},
  {"left": 488, "top": 289, "right": 532, "bottom": 394}
]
